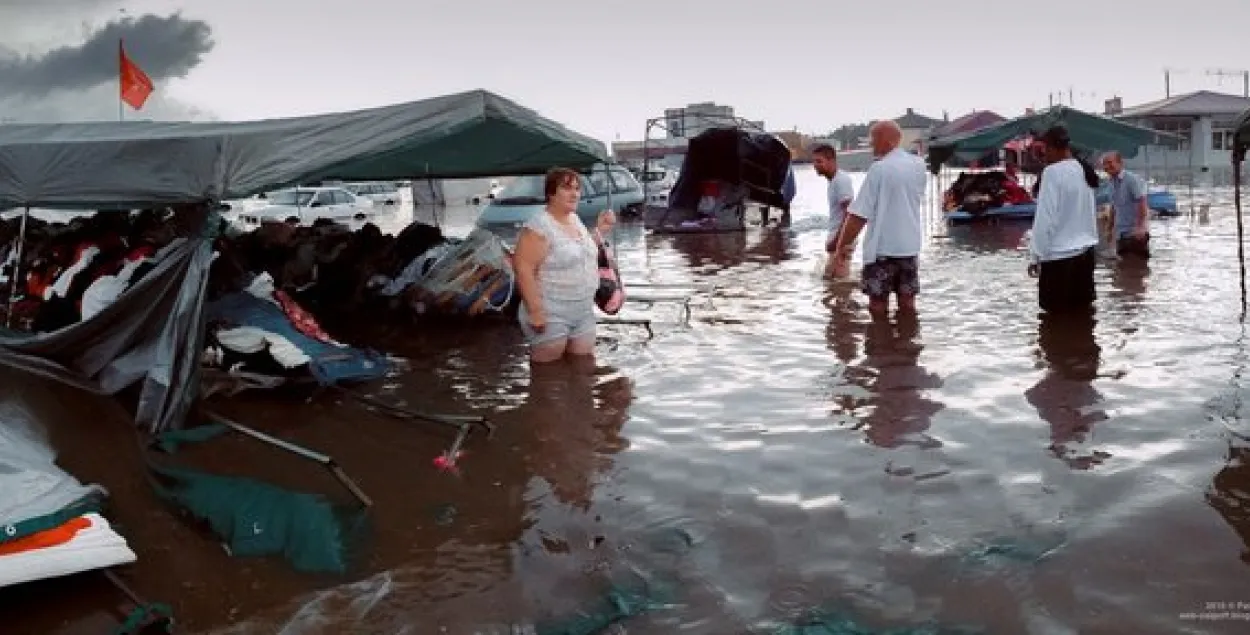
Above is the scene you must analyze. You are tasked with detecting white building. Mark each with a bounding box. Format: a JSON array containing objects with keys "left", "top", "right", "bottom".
[
  {"left": 1110, "top": 90, "right": 1250, "bottom": 186},
  {"left": 661, "top": 101, "right": 764, "bottom": 139}
]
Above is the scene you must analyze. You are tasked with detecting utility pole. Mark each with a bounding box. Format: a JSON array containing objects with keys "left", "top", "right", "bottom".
[
  {"left": 1163, "top": 67, "right": 1187, "bottom": 98},
  {"left": 1206, "top": 68, "right": 1250, "bottom": 97}
]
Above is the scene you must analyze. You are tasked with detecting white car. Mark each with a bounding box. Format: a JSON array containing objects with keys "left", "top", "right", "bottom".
[
  {"left": 343, "top": 181, "right": 401, "bottom": 206},
  {"left": 637, "top": 166, "right": 679, "bottom": 206},
  {"left": 238, "top": 186, "right": 373, "bottom": 226}
]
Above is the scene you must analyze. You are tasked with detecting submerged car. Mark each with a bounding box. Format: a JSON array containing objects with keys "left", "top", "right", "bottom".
[
  {"left": 342, "top": 181, "right": 401, "bottom": 206},
  {"left": 1094, "top": 176, "right": 1179, "bottom": 216},
  {"left": 475, "top": 165, "right": 645, "bottom": 243},
  {"left": 237, "top": 186, "right": 373, "bottom": 227}
]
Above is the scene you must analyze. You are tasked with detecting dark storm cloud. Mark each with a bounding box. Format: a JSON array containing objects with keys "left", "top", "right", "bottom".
[{"left": 0, "top": 12, "right": 214, "bottom": 98}]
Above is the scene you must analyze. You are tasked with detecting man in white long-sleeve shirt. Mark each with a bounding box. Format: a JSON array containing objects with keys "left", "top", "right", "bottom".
[{"left": 1028, "top": 125, "right": 1100, "bottom": 314}]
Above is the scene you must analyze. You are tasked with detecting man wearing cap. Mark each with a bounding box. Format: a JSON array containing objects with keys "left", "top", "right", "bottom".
[
  {"left": 1100, "top": 151, "right": 1150, "bottom": 259},
  {"left": 1027, "top": 126, "right": 1100, "bottom": 313},
  {"left": 830, "top": 120, "right": 928, "bottom": 318}
]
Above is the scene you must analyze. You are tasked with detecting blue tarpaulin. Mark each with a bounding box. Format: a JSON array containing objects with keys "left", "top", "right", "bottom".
[{"left": 205, "top": 292, "right": 391, "bottom": 385}]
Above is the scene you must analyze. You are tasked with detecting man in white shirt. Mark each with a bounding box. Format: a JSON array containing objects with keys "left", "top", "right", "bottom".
[
  {"left": 1028, "top": 125, "right": 1100, "bottom": 314},
  {"left": 830, "top": 120, "right": 928, "bottom": 318},
  {"left": 812, "top": 143, "right": 855, "bottom": 278}
]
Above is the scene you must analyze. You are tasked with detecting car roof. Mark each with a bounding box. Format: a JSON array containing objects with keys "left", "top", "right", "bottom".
[{"left": 273, "top": 186, "right": 347, "bottom": 192}]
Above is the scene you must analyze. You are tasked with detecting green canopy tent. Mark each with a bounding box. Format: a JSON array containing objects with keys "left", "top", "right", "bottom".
[
  {"left": 0, "top": 89, "right": 609, "bottom": 434},
  {"left": 926, "top": 105, "right": 1179, "bottom": 175},
  {"left": 0, "top": 89, "right": 608, "bottom": 211}
]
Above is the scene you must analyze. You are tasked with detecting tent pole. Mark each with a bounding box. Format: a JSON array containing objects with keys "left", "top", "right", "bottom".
[
  {"left": 603, "top": 162, "right": 618, "bottom": 257},
  {"left": 1237, "top": 158, "right": 1246, "bottom": 320},
  {"left": 1188, "top": 149, "right": 1194, "bottom": 205},
  {"left": 425, "top": 164, "right": 440, "bottom": 230},
  {"left": 5, "top": 206, "right": 30, "bottom": 328}
]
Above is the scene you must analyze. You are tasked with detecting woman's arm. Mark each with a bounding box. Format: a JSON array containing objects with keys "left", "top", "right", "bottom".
[{"left": 512, "top": 228, "right": 548, "bottom": 324}]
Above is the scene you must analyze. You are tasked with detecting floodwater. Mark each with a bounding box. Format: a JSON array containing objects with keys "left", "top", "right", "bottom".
[{"left": 5, "top": 167, "right": 1250, "bottom": 634}]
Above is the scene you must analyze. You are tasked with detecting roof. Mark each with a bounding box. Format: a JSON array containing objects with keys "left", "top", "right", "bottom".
[
  {"left": 0, "top": 89, "right": 609, "bottom": 210},
  {"left": 1116, "top": 90, "right": 1250, "bottom": 119},
  {"left": 930, "top": 110, "right": 1006, "bottom": 138},
  {"left": 927, "top": 105, "right": 1179, "bottom": 172},
  {"left": 893, "top": 108, "right": 943, "bottom": 129}
]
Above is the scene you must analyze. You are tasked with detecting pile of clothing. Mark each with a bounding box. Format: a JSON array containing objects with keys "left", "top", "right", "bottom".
[
  {"left": 211, "top": 218, "right": 516, "bottom": 322},
  {"left": 0, "top": 210, "right": 180, "bottom": 332},
  {"left": 942, "top": 170, "right": 1033, "bottom": 214}
]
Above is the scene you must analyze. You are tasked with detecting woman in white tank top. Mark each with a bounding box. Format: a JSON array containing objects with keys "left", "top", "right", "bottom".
[{"left": 512, "top": 167, "right": 616, "bottom": 364}]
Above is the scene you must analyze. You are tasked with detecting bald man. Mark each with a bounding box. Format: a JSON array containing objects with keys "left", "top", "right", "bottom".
[
  {"left": 830, "top": 120, "right": 928, "bottom": 318},
  {"left": 1101, "top": 151, "right": 1150, "bottom": 259}
]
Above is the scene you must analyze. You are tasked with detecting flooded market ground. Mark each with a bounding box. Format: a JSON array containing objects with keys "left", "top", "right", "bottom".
[{"left": 5, "top": 167, "right": 1250, "bottom": 634}]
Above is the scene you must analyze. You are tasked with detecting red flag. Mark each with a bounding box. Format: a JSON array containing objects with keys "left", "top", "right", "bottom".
[{"left": 119, "top": 41, "right": 154, "bottom": 111}]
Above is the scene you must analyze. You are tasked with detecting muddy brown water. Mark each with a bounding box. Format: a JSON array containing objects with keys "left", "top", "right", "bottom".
[{"left": 4, "top": 168, "right": 1250, "bottom": 634}]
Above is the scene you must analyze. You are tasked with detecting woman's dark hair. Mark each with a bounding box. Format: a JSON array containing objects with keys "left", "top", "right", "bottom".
[{"left": 543, "top": 167, "right": 581, "bottom": 201}]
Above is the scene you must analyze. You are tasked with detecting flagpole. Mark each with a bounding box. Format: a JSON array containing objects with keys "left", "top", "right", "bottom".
[{"left": 118, "top": 39, "right": 124, "bottom": 122}]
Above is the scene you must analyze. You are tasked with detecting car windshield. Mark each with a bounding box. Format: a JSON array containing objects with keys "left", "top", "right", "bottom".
[
  {"left": 267, "top": 190, "right": 315, "bottom": 206},
  {"left": 494, "top": 175, "right": 548, "bottom": 204}
]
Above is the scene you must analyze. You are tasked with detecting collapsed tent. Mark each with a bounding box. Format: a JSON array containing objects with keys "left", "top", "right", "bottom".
[
  {"left": 649, "top": 127, "right": 795, "bottom": 233},
  {"left": 0, "top": 89, "right": 609, "bottom": 434},
  {"left": 0, "top": 411, "right": 136, "bottom": 588},
  {"left": 926, "top": 105, "right": 1179, "bottom": 174}
]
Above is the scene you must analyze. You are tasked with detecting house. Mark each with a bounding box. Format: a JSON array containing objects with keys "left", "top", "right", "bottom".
[
  {"left": 893, "top": 108, "right": 944, "bottom": 152},
  {"left": 1109, "top": 90, "right": 1250, "bottom": 185},
  {"left": 930, "top": 110, "right": 1006, "bottom": 139}
]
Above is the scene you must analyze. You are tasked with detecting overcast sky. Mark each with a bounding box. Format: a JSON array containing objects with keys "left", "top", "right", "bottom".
[{"left": 2, "top": 0, "right": 1249, "bottom": 141}]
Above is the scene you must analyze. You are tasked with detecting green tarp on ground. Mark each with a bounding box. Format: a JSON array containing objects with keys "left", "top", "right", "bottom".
[
  {"left": 0, "top": 89, "right": 609, "bottom": 211},
  {"left": 926, "top": 105, "right": 1177, "bottom": 174}
]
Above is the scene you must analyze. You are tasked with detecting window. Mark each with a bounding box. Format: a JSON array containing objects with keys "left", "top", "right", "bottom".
[
  {"left": 333, "top": 190, "right": 353, "bottom": 205},
  {"left": 1213, "top": 129, "right": 1235, "bottom": 151},
  {"left": 495, "top": 175, "right": 548, "bottom": 202},
  {"left": 312, "top": 191, "right": 333, "bottom": 206},
  {"left": 586, "top": 171, "right": 611, "bottom": 195},
  {"left": 609, "top": 169, "right": 639, "bottom": 193},
  {"left": 268, "top": 190, "right": 314, "bottom": 206}
]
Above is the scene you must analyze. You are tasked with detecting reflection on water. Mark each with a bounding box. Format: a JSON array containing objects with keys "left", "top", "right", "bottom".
[
  {"left": 8, "top": 171, "right": 1250, "bottom": 634},
  {"left": 1026, "top": 312, "right": 1108, "bottom": 469},
  {"left": 515, "top": 361, "right": 633, "bottom": 513},
  {"left": 1209, "top": 443, "right": 1250, "bottom": 566}
]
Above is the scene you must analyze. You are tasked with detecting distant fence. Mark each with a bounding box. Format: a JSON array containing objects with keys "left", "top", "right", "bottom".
[{"left": 1135, "top": 165, "right": 1244, "bottom": 188}]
